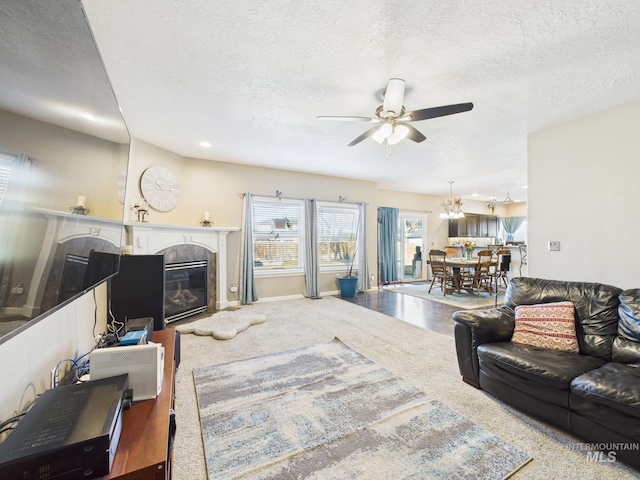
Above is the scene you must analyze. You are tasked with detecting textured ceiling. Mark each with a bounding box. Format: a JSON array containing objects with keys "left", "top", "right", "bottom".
[{"left": 79, "top": 0, "right": 640, "bottom": 201}]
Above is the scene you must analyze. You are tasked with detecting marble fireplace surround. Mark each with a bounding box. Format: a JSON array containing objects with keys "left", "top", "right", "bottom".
[{"left": 124, "top": 222, "right": 239, "bottom": 311}]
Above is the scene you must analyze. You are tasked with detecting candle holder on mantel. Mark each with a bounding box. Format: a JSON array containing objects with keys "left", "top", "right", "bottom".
[
  {"left": 136, "top": 206, "right": 149, "bottom": 223},
  {"left": 200, "top": 211, "right": 212, "bottom": 227},
  {"left": 131, "top": 199, "right": 149, "bottom": 223},
  {"left": 70, "top": 205, "right": 90, "bottom": 215},
  {"left": 71, "top": 195, "right": 89, "bottom": 215}
]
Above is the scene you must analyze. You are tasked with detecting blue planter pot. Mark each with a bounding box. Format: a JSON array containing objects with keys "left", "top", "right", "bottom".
[{"left": 337, "top": 276, "right": 358, "bottom": 298}]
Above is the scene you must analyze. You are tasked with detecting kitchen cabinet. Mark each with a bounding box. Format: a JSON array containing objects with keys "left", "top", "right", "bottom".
[{"left": 449, "top": 214, "right": 498, "bottom": 238}]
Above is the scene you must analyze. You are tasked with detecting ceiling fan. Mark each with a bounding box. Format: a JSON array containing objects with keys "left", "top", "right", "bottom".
[{"left": 318, "top": 78, "right": 473, "bottom": 147}]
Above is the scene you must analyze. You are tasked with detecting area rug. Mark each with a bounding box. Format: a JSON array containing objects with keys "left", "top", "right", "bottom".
[
  {"left": 384, "top": 282, "right": 504, "bottom": 309},
  {"left": 193, "top": 338, "right": 531, "bottom": 479},
  {"left": 175, "top": 309, "right": 266, "bottom": 340}
]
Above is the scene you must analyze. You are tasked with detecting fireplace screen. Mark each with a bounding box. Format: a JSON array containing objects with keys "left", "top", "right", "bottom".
[{"left": 165, "top": 260, "right": 207, "bottom": 322}]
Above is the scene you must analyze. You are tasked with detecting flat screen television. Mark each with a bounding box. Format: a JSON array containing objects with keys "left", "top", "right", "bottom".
[{"left": 0, "top": 0, "right": 130, "bottom": 344}]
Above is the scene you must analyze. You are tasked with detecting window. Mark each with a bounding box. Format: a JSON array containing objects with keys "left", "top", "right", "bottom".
[
  {"left": 0, "top": 154, "right": 13, "bottom": 208},
  {"left": 317, "top": 202, "right": 360, "bottom": 271},
  {"left": 252, "top": 197, "right": 304, "bottom": 273},
  {"left": 498, "top": 217, "right": 527, "bottom": 244}
]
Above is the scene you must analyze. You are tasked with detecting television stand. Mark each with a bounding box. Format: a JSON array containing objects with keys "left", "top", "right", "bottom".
[{"left": 103, "top": 328, "right": 177, "bottom": 479}]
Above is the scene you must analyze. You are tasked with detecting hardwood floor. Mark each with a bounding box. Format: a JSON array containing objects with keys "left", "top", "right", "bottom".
[{"left": 338, "top": 285, "right": 459, "bottom": 338}]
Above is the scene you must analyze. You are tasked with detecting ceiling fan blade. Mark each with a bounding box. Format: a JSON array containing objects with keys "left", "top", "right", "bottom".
[
  {"left": 404, "top": 124, "right": 426, "bottom": 143},
  {"left": 347, "top": 125, "right": 381, "bottom": 146},
  {"left": 404, "top": 102, "right": 473, "bottom": 122},
  {"left": 382, "top": 78, "right": 405, "bottom": 114},
  {"left": 317, "top": 115, "right": 376, "bottom": 122}
]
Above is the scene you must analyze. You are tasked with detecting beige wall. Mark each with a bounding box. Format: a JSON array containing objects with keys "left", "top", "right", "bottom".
[
  {"left": 125, "top": 142, "right": 525, "bottom": 298},
  {"left": 528, "top": 98, "right": 640, "bottom": 289},
  {"left": 126, "top": 139, "right": 378, "bottom": 298}
]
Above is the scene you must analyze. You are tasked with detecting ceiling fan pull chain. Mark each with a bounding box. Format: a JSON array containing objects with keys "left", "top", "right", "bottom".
[{"left": 386, "top": 142, "right": 391, "bottom": 160}]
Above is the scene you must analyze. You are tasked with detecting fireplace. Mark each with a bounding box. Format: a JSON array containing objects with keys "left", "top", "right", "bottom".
[
  {"left": 125, "top": 222, "right": 239, "bottom": 311},
  {"left": 165, "top": 260, "right": 208, "bottom": 322}
]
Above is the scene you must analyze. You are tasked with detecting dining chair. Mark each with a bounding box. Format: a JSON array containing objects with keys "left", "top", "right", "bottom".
[
  {"left": 444, "top": 247, "right": 459, "bottom": 258},
  {"left": 461, "top": 249, "right": 493, "bottom": 296},
  {"left": 488, "top": 244, "right": 503, "bottom": 256},
  {"left": 427, "top": 249, "right": 454, "bottom": 295},
  {"left": 492, "top": 249, "right": 511, "bottom": 290},
  {"left": 519, "top": 244, "right": 528, "bottom": 276}
]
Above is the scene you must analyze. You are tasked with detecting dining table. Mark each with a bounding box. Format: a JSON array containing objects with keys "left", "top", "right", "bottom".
[{"left": 427, "top": 257, "right": 497, "bottom": 295}]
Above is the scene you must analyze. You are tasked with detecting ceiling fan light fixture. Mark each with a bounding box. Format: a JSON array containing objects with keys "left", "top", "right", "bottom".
[
  {"left": 372, "top": 123, "right": 393, "bottom": 143},
  {"left": 388, "top": 124, "right": 409, "bottom": 145},
  {"left": 372, "top": 128, "right": 386, "bottom": 144}
]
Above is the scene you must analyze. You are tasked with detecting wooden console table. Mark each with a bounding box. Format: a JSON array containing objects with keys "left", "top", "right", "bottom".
[{"left": 102, "top": 329, "right": 177, "bottom": 480}]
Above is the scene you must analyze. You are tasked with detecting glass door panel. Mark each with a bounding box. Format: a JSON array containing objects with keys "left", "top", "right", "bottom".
[{"left": 398, "top": 215, "right": 426, "bottom": 281}]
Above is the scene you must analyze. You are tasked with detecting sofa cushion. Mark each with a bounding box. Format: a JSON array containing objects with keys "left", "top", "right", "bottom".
[
  {"left": 614, "top": 289, "right": 640, "bottom": 364},
  {"left": 478, "top": 342, "right": 605, "bottom": 390},
  {"left": 504, "top": 277, "right": 622, "bottom": 359},
  {"left": 512, "top": 301, "right": 579, "bottom": 353},
  {"left": 571, "top": 362, "right": 640, "bottom": 419}
]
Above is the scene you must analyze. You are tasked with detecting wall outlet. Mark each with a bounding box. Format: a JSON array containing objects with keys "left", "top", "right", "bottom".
[{"left": 548, "top": 241, "right": 561, "bottom": 251}]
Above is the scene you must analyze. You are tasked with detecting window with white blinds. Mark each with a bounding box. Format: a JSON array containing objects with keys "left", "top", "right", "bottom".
[
  {"left": 317, "top": 202, "right": 360, "bottom": 271},
  {"left": 0, "top": 154, "right": 14, "bottom": 208},
  {"left": 252, "top": 196, "right": 304, "bottom": 273}
]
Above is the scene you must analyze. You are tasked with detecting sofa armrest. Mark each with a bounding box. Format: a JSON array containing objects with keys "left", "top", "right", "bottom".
[{"left": 453, "top": 306, "right": 515, "bottom": 387}]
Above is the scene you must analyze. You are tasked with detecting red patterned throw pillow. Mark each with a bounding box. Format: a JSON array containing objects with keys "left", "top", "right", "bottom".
[{"left": 512, "top": 301, "right": 579, "bottom": 353}]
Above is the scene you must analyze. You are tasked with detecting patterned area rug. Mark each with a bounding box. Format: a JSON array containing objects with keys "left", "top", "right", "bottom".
[
  {"left": 384, "top": 282, "right": 504, "bottom": 309},
  {"left": 193, "top": 338, "right": 531, "bottom": 479},
  {"left": 176, "top": 310, "right": 266, "bottom": 340}
]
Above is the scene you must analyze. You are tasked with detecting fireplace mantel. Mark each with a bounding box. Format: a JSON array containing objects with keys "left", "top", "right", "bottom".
[{"left": 124, "top": 222, "right": 239, "bottom": 310}]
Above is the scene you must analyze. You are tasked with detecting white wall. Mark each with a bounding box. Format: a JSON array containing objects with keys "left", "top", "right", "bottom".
[
  {"left": 528, "top": 98, "right": 640, "bottom": 289},
  {"left": 0, "top": 284, "right": 108, "bottom": 429}
]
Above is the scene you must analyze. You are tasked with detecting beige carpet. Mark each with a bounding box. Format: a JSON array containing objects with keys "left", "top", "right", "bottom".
[
  {"left": 173, "top": 296, "right": 639, "bottom": 480},
  {"left": 383, "top": 282, "right": 503, "bottom": 309}
]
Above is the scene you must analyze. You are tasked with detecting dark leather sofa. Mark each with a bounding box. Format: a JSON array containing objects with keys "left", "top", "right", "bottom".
[{"left": 453, "top": 277, "right": 640, "bottom": 470}]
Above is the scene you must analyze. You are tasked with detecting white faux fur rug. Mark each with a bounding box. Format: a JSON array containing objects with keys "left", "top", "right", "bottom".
[{"left": 175, "top": 310, "right": 266, "bottom": 340}]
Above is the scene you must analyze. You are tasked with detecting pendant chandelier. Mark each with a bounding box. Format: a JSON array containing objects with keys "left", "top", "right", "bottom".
[{"left": 439, "top": 181, "right": 465, "bottom": 219}]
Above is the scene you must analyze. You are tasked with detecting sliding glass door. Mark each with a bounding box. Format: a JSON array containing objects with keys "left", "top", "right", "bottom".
[{"left": 398, "top": 213, "right": 427, "bottom": 281}]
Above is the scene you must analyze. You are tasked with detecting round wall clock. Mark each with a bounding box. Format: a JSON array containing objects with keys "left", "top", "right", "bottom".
[{"left": 140, "top": 166, "right": 180, "bottom": 212}]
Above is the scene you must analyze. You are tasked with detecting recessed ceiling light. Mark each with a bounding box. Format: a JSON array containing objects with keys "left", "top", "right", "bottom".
[
  {"left": 200, "top": 141, "right": 212, "bottom": 147},
  {"left": 522, "top": 185, "right": 528, "bottom": 189}
]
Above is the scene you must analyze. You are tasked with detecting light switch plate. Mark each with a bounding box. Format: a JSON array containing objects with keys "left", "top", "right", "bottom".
[{"left": 548, "top": 241, "right": 560, "bottom": 251}]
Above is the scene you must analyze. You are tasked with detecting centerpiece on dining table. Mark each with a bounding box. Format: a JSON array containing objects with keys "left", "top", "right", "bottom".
[{"left": 460, "top": 240, "right": 476, "bottom": 260}]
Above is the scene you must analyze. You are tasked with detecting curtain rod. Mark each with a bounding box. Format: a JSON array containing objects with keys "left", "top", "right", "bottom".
[
  {"left": 398, "top": 208, "right": 433, "bottom": 214},
  {"left": 244, "top": 192, "right": 368, "bottom": 206}
]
